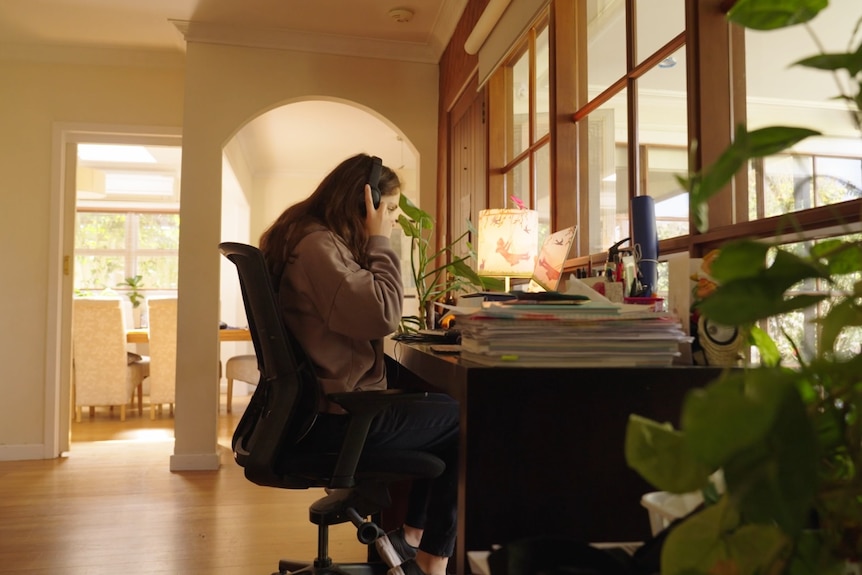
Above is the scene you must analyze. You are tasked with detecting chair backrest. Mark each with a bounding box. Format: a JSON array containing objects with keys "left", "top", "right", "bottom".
[
  {"left": 218, "top": 242, "right": 321, "bottom": 486},
  {"left": 72, "top": 298, "right": 135, "bottom": 406},
  {"left": 146, "top": 297, "right": 178, "bottom": 405}
]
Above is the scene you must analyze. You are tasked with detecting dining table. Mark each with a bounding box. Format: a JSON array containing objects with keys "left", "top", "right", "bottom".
[{"left": 126, "top": 327, "right": 252, "bottom": 344}]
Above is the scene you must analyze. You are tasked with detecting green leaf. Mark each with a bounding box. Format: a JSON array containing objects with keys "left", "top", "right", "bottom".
[
  {"left": 727, "top": 0, "right": 828, "bottom": 31},
  {"left": 397, "top": 214, "right": 421, "bottom": 240},
  {"left": 697, "top": 279, "right": 826, "bottom": 325},
  {"left": 709, "top": 240, "right": 772, "bottom": 283},
  {"left": 796, "top": 52, "right": 862, "bottom": 75},
  {"left": 745, "top": 126, "right": 820, "bottom": 157},
  {"left": 816, "top": 299, "right": 862, "bottom": 355},
  {"left": 398, "top": 194, "right": 427, "bottom": 224},
  {"left": 722, "top": 370, "right": 819, "bottom": 534},
  {"left": 811, "top": 239, "right": 862, "bottom": 275},
  {"left": 698, "top": 246, "right": 829, "bottom": 324},
  {"left": 682, "top": 370, "right": 781, "bottom": 468},
  {"left": 663, "top": 499, "right": 789, "bottom": 575},
  {"left": 750, "top": 325, "right": 782, "bottom": 367},
  {"left": 625, "top": 414, "right": 714, "bottom": 493},
  {"left": 447, "top": 258, "right": 485, "bottom": 287}
]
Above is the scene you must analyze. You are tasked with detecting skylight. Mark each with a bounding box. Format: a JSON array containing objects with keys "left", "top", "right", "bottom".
[{"left": 78, "top": 144, "right": 156, "bottom": 164}]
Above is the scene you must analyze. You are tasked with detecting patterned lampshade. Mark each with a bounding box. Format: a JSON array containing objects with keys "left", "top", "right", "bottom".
[{"left": 477, "top": 208, "right": 539, "bottom": 279}]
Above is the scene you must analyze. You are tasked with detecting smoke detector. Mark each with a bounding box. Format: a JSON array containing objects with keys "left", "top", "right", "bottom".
[{"left": 388, "top": 8, "right": 414, "bottom": 23}]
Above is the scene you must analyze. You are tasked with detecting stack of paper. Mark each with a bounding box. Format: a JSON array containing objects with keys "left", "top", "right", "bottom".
[{"left": 459, "top": 301, "right": 691, "bottom": 367}]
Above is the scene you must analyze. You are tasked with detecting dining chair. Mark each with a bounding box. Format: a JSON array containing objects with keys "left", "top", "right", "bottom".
[
  {"left": 225, "top": 354, "right": 259, "bottom": 413},
  {"left": 72, "top": 298, "right": 149, "bottom": 422},
  {"left": 144, "top": 296, "right": 177, "bottom": 420}
]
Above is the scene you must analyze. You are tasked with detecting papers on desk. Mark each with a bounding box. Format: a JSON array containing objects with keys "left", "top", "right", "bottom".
[{"left": 458, "top": 301, "right": 691, "bottom": 367}]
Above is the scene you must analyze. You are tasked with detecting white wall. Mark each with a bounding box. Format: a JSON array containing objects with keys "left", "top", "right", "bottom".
[{"left": 0, "top": 50, "right": 185, "bottom": 459}]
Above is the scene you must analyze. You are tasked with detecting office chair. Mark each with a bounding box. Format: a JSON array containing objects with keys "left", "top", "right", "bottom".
[{"left": 219, "top": 242, "right": 445, "bottom": 575}]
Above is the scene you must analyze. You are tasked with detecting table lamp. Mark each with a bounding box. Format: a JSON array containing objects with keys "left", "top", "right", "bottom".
[{"left": 477, "top": 208, "right": 539, "bottom": 292}]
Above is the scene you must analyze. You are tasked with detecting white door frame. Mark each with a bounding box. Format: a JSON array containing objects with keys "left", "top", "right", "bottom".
[{"left": 46, "top": 123, "right": 182, "bottom": 457}]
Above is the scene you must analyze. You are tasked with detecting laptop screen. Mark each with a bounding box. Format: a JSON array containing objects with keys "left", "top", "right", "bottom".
[{"left": 531, "top": 226, "right": 576, "bottom": 292}]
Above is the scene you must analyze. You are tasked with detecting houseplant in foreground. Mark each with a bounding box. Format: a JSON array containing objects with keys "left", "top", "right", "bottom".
[
  {"left": 397, "top": 194, "right": 502, "bottom": 331},
  {"left": 625, "top": 0, "right": 862, "bottom": 573}
]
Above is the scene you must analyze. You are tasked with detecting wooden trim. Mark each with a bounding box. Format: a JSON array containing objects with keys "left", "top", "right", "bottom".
[{"left": 551, "top": 0, "right": 578, "bottom": 234}]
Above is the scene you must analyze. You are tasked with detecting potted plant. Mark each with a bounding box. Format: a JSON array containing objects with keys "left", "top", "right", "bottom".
[
  {"left": 624, "top": 1, "right": 862, "bottom": 573},
  {"left": 397, "top": 195, "right": 503, "bottom": 331},
  {"left": 117, "top": 275, "right": 145, "bottom": 327}
]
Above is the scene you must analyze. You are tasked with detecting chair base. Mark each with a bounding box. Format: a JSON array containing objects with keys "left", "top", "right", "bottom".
[{"left": 274, "top": 559, "right": 389, "bottom": 575}]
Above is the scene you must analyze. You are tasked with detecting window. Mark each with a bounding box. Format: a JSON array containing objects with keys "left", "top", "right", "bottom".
[
  {"left": 743, "top": 0, "right": 862, "bottom": 227},
  {"left": 575, "top": 0, "right": 688, "bottom": 256},
  {"left": 75, "top": 211, "right": 179, "bottom": 293},
  {"left": 469, "top": 0, "right": 862, "bottom": 282},
  {"left": 491, "top": 16, "right": 551, "bottom": 239},
  {"left": 75, "top": 142, "right": 181, "bottom": 296}
]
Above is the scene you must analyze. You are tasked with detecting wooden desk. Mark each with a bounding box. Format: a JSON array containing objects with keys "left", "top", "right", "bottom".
[
  {"left": 126, "top": 327, "right": 252, "bottom": 344},
  {"left": 384, "top": 340, "right": 726, "bottom": 574}
]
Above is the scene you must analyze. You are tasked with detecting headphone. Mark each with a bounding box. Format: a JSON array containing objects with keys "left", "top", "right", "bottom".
[{"left": 362, "top": 156, "right": 382, "bottom": 214}]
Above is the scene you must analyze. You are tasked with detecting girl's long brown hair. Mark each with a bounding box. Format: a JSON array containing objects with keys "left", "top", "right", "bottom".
[{"left": 259, "top": 153, "right": 401, "bottom": 280}]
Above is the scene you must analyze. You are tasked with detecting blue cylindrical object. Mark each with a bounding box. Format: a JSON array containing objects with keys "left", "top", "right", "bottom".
[{"left": 631, "top": 196, "right": 659, "bottom": 296}]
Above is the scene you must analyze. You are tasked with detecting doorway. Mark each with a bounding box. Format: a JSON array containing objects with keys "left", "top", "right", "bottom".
[{"left": 49, "top": 126, "right": 182, "bottom": 453}]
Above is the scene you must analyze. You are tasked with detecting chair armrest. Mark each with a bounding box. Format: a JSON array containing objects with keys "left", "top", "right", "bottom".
[{"left": 326, "top": 389, "right": 428, "bottom": 488}]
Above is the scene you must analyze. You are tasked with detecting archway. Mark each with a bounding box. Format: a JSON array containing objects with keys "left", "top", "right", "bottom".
[{"left": 218, "top": 98, "right": 421, "bottom": 403}]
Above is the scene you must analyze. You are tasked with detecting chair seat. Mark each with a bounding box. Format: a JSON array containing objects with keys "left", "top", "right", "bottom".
[
  {"left": 225, "top": 354, "right": 259, "bottom": 413},
  {"left": 267, "top": 449, "right": 446, "bottom": 489}
]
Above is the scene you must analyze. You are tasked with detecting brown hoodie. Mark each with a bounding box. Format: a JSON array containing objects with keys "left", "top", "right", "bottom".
[{"left": 275, "top": 223, "right": 403, "bottom": 413}]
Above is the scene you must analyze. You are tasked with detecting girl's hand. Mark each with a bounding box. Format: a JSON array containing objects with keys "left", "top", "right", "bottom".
[{"left": 364, "top": 184, "right": 398, "bottom": 237}]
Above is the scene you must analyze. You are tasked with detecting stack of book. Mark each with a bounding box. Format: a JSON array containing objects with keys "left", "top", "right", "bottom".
[{"left": 459, "top": 300, "right": 691, "bottom": 367}]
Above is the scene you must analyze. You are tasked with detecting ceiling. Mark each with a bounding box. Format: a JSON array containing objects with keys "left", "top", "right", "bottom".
[
  {"left": 5, "top": 0, "right": 859, "bottom": 193},
  {"left": 1, "top": 0, "right": 463, "bottom": 181}
]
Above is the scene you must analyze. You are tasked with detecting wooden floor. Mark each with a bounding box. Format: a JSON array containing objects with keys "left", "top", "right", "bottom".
[{"left": 0, "top": 393, "right": 368, "bottom": 574}]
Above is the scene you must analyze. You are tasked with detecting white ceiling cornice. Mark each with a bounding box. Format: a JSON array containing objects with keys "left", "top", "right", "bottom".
[{"left": 171, "top": 19, "right": 440, "bottom": 64}]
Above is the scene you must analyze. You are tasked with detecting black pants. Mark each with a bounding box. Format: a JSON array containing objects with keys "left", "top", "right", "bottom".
[{"left": 303, "top": 393, "right": 460, "bottom": 558}]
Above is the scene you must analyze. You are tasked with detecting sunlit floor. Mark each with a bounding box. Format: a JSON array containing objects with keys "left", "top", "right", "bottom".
[{"left": 0, "top": 391, "right": 369, "bottom": 575}]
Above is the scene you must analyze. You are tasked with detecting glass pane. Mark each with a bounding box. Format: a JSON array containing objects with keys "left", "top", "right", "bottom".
[
  {"left": 647, "top": 147, "right": 689, "bottom": 240},
  {"left": 635, "top": 0, "right": 684, "bottom": 64},
  {"left": 814, "top": 156, "right": 862, "bottom": 206},
  {"left": 760, "top": 234, "right": 862, "bottom": 364},
  {"left": 586, "top": 0, "right": 626, "bottom": 97},
  {"left": 76, "top": 213, "right": 126, "bottom": 249},
  {"left": 74, "top": 255, "right": 125, "bottom": 291},
  {"left": 137, "top": 255, "right": 179, "bottom": 290},
  {"left": 638, "top": 44, "right": 688, "bottom": 240},
  {"left": 535, "top": 142, "right": 551, "bottom": 243},
  {"left": 509, "top": 47, "right": 530, "bottom": 160},
  {"left": 744, "top": 0, "right": 862, "bottom": 222},
  {"left": 534, "top": 24, "right": 550, "bottom": 142},
  {"left": 760, "top": 155, "right": 815, "bottom": 218},
  {"left": 506, "top": 159, "right": 530, "bottom": 208},
  {"left": 585, "top": 89, "right": 629, "bottom": 254},
  {"left": 138, "top": 213, "right": 180, "bottom": 249}
]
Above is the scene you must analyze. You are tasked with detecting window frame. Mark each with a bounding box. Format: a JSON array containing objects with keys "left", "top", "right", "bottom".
[
  {"left": 74, "top": 206, "right": 180, "bottom": 293},
  {"left": 479, "top": 0, "right": 862, "bottom": 273}
]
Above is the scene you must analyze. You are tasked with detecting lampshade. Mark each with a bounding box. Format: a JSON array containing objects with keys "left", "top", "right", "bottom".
[{"left": 477, "top": 208, "right": 539, "bottom": 279}]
